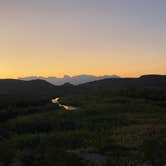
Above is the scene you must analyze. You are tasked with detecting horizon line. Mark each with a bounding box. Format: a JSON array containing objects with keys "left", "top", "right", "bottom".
[{"left": 0, "top": 73, "right": 165, "bottom": 80}]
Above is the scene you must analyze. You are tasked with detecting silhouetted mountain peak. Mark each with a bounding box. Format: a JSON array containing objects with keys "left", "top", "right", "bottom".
[
  {"left": 0, "top": 79, "right": 56, "bottom": 97},
  {"left": 19, "top": 74, "right": 120, "bottom": 85},
  {"left": 63, "top": 75, "right": 71, "bottom": 79},
  {"left": 27, "top": 79, "right": 54, "bottom": 85},
  {"left": 140, "top": 74, "right": 166, "bottom": 79},
  {"left": 0, "top": 75, "right": 166, "bottom": 99}
]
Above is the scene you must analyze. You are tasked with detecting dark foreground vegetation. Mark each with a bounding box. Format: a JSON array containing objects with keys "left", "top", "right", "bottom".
[{"left": 0, "top": 75, "right": 166, "bottom": 166}]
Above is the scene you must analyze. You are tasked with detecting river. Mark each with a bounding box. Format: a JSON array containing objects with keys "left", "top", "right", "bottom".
[{"left": 52, "top": 97, "right": 77, "bottom": 111}]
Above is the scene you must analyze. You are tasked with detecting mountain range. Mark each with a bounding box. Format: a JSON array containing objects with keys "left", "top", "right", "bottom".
[
  {"left": 19, "top": 74, "right": 120, "bottom": 85},
  {"left": 0, "top": 75, "right": 165, "bottom": 99}
]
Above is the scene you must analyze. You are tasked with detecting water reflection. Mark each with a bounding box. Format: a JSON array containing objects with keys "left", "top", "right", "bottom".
[{"left": 52, "top": 97, "right": 77, "bottom": 111}]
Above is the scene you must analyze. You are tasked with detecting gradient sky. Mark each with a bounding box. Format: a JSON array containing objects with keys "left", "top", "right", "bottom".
[{"left": 0, "top": 0, "right": 166, "bottom": 78}]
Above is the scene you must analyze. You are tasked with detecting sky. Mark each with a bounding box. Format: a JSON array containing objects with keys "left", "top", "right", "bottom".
[{"left": 0, "top": 0, "right": 166, "bottom": 78}]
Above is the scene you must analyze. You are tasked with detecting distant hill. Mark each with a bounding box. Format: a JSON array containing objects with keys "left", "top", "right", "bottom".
[
  {"left": 0, "top": 79, "right": 57, "bottom": 97},
  {"left": 19, "top": 74, "right": 120, "bottom": 85},
  {"left": 80, "top": 74, "right": 166, "bottom": 87},
  {"left": 72, "top": 75, "right": 166, "bottom": 99},
  {"left": 0, "top": 75, "right": 165, "bottom": 102},
  {"left": 77, "top": 74, "right": 166, "bottom": 91}
]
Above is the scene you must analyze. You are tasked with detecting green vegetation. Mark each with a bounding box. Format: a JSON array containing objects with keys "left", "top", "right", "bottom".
[{"left": 0, "top": 76, "right": 166, "bottom": 165}]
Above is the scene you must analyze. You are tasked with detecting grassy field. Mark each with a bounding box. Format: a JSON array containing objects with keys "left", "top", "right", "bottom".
[{"left": 0, "top": 94, "right": 166, "bottom": 166}]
